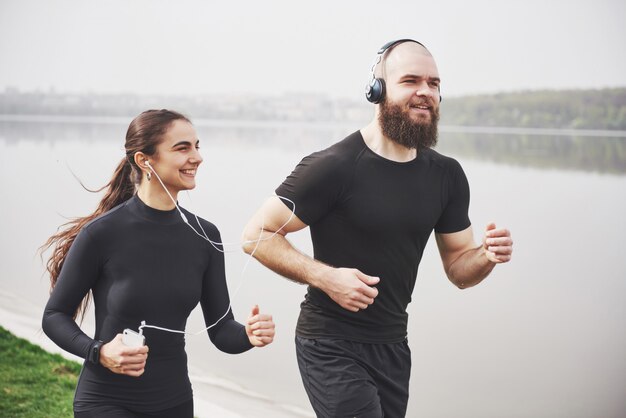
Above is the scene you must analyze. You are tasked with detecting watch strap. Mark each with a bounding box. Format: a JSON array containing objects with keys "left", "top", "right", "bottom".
[{"left": 88, "top": 340, "right": 104, "bottom": 365}]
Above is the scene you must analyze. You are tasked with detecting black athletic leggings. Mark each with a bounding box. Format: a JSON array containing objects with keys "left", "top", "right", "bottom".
[{"left": 74, "top": 399, "right": 193, "bottom": 418}]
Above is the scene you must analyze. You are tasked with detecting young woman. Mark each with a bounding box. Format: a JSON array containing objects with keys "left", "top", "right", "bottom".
[{"left": 41, "top": 109, "right": 275, "bottom": 418}]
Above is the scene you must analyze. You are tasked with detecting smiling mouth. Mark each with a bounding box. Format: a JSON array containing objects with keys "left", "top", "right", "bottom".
[
  {"left": 410, "top": 103, "right": 431, "bottom": 111},
  {"left": 181, "top": 169, "right": 196, "bottom": 176}
]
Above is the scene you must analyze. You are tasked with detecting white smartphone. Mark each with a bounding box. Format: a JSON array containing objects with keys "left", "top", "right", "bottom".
[{"left": 122, "top": 328, "right": 145, "bottom": 347}]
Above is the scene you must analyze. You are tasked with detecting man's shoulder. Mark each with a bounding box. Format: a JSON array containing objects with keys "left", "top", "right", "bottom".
[
  {"left": 307, "top": 131, "right": 366, "bottom": 166},
  {"left": 421, "top": 147, "right": 463, "bottom": 170}
]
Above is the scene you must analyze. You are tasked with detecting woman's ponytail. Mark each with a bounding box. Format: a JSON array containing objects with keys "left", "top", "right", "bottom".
[{"left": 40, "top": 157, "right": 135, "bottom": 321}]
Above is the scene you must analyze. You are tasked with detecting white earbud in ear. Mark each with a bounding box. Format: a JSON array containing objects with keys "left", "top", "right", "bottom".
[{"left": 144, "top": 160, "right": 151, "bottom": 167}]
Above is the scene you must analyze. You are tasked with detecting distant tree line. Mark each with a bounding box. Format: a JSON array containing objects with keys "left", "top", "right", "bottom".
[
  {"left": 0, "top": 89, "right": 362, "bottom": 123},
  {"left": 1, "top": 87, "right": 625, "bottom": 130},
  {"left": 439, "top": 88, "right": 626, "bottom": 130}
]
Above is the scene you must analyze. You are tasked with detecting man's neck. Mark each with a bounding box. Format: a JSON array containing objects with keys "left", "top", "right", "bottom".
[{"left": 360, "top": 120, "right": 417, "bottom": 162}]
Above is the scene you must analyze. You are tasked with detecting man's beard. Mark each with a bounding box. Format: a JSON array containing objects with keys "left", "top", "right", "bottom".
[{"left": 378, "top": 98, "right": 439, "bottom": 151}]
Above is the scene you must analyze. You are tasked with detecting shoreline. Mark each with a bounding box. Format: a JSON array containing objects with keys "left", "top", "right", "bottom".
[
  {"left": 0, "top": 289, "right": 312, "bottom": 418},
  {"left": 2, "top": 113, "right": 625, "bottom": 138}
]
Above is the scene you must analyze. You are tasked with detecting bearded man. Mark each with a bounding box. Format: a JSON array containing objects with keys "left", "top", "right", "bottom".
[{"left": 243, "top": 39, "right": 513, "bottom": 418}]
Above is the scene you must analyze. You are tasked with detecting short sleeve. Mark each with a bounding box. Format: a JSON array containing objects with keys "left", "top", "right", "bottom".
[
  {"left": 434, "top": 159, "right": 471, "bottom": 233},
  {"left": 275, "top": 151, "right": 347, "bottom": 226}
]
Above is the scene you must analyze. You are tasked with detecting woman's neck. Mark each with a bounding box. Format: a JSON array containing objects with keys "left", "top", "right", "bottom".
[{"left": 137, "top": 183, "right": 178, "bottom": 210}]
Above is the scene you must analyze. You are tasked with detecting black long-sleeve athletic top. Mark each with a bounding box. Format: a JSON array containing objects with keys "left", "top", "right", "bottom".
[{"left": 42, "top": 195, "right": 253, "bottom": 412}]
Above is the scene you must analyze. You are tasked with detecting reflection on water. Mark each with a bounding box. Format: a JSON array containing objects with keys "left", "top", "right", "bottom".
[
  {"left": 1, "top": 117, "right": 626, "bottom": 175},
  {"left": 437, "top": 132, "right": 626, "bottom": 175}
]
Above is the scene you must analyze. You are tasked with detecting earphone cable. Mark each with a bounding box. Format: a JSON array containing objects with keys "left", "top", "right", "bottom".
[{"left": 138, "top": 165, "right": 291, "bottom": 336}]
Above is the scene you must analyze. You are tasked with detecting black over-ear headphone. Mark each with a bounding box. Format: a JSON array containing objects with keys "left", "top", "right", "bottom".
[{"left": 365, "top": 39, "right": 436, "bottom": 104}]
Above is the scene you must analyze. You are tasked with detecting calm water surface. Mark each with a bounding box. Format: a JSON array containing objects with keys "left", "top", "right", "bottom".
[{"left": 1, "top": 117, "right": 625, "bottom": 417}]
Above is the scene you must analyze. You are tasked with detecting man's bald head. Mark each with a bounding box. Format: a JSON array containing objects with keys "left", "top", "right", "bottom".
[{"left": 375, "top": 41, "right": 434, "bottom": 80}]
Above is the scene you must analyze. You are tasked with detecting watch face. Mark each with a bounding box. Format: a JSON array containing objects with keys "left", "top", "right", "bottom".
[{"left": 90, "top": 341, "right": 102, "bottom": 364}]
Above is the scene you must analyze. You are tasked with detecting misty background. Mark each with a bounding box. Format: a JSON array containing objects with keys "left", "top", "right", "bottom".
[
  {"left": 1, "top": 1, "right": 626, "bottom": 417},
  {"left": 1, "top": 0, "right": 625, "bottom": 99}
]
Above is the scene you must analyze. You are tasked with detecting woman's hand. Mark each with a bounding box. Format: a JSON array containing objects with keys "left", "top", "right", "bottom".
[
  {"left": 245, "top": 305, "right": 275, "bottom": 347},
  {"left": 99, "top": 334, "right": 149, "bottom": 377}
]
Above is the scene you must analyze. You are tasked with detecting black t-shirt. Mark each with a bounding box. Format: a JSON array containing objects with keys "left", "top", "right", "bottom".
[
  {"left": 42, "top": 195, "right": 252, "bottom": 412},
  {"left": 276, "top": 131, "right": 471, "bottom": 343}
]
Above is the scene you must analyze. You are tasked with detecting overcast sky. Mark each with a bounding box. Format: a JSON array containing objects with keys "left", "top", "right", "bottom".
[{"left": 1, "top": 0, "right": 624, "bottom": 99}]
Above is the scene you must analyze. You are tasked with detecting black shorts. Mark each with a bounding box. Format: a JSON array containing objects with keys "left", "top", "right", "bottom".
[
  {"left": 73, "top": 399, "right": 193, "bottom": 418},
  {"left": 296, "top": 336, "right": 411, "bottom": 418}
]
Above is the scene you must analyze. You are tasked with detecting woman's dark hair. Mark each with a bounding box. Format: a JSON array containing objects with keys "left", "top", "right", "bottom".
[{"left": 41, "top": 109, "right": 191, "bottom": 321}]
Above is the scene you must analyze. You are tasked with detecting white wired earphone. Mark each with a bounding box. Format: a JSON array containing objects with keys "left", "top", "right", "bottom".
[{"left": 129, "top": 159, "right": 295, "bottom": 340}]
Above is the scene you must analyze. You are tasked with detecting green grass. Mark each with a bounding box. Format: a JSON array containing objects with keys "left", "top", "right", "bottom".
[{"left": 0, "top": 326, "right": 81, "bottom": 418}]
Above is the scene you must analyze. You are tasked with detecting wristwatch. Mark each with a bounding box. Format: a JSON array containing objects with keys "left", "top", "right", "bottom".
[{"left": 88, "top": 340, "right": 104, "bottom": 365}]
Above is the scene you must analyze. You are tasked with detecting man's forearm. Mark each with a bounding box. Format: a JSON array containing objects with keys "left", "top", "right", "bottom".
[
  {"left": 447, "top": 245, "right": 496, "bottom": 289},
  {"left": 243, "top": 225, "right": 381, "bottom": 312},
  {"left": 243, "top": 231, "right": 330, "bottom": 288}
]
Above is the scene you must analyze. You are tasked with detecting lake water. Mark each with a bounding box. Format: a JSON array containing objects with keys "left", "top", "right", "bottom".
[{"left": 1, "top": 116, "right": 625, "bottom": 417}]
